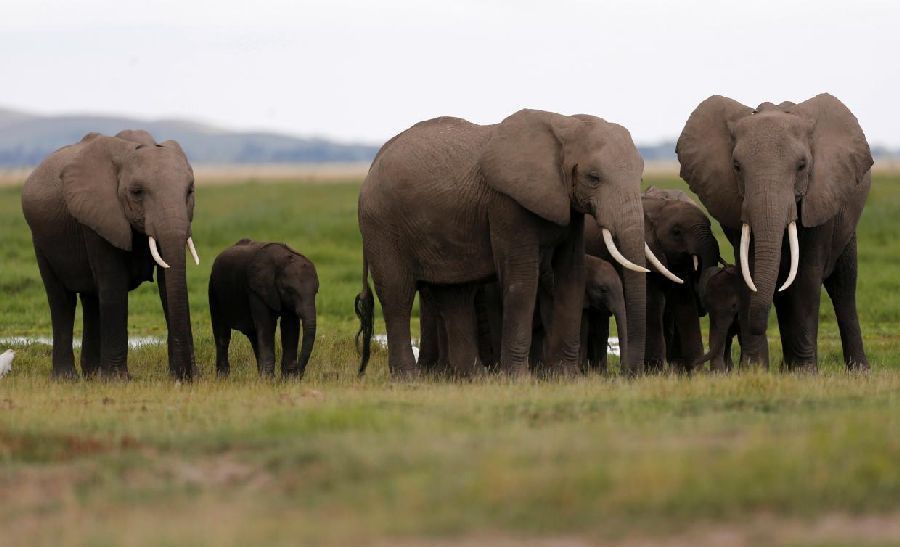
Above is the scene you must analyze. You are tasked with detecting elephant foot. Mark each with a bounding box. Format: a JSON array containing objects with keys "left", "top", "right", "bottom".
[
  {"left": 51, "top": 367, "right": 79, "bottom": 381},
  {"left": 782, "top": 360, "right": 818, "bottom": 374},
  {"left": 391, "top": 366, "right": 421, "bottom": 381},
  {"left": 504, "top": 363, "right": 531, "bottom": 379},
  {"left": 847, "top": 358, "right": 870, "bottom": 373}
]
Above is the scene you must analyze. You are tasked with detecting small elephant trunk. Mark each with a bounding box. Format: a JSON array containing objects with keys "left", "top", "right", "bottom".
[{"left": 297, "top": 303, "right": 317, "bottom": 377}]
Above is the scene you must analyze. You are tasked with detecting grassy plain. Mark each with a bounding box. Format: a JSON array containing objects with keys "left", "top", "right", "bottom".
[{"left": 1, "top": 174, "right": 899, "bottom": 545}]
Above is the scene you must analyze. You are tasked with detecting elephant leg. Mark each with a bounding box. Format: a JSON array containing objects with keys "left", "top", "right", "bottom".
[
  {"left": 824, "top": 234, "right": 868, "bottom": 370},
  {"left": 578, "top": 313, "right": 590, "bottom": 371},
  {"left": 725, "top": 321, "right": 738, "bottom": 371},
  {"left": 417, "top": 286, "right": 441, "bottom": 371},
  {"left": 775, "top": 271, "right": 822, "bottom": 373},
  {"left": 479, "top": 283, "right": 503, "bottom": 372},
  {"left": 668, "top": 286, "right": 704, "bottom": 373},
  {"left": 644, "top": 282, "right": 666, "bottom": 373},
  {"left": 542, "top": 217, "right": 586, "bottom": 375},
  {"left": 589, "top": 310, "right": 610, "bottom": 374},
  {"left": 36, "top": 252, "right": 77, "bottom": 379},
  {"left": 79, "top": 293, "right": 101, "bottom": 377},
  {"left": 280, "top": 312, "right": 301, "bottom": 377},
  {"left": 490, "top": 215, "right": 540, "bottom": 376},
  {"left": 249, "top": 297, "right": 277, "bottom": 378},
  {"left": 432, "top": 285, "right": 480, "bottom": 377},
  {"left": 474, "top": 286, "right": 498, "bottom": 369},
  {"left": 372, "top": 269, "right": 418, "bottom": 377},
  {"left": 209, "top": 294, "right": 232, "bottom": 377}
]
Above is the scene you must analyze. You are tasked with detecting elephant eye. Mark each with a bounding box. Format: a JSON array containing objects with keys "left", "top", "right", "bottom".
[
  {"left": 672, "top": 227, "right": 682, "bottom": 237},
  {"left": 797, "top": 159, "right": 807, "bottom": 172},
  {"left": 587, "top": 171, "right": 601, "bottom": 183},
  {"left": 130, "top": 186, "right": 144, "bottom": 198},
  {"left": 733, "top": 160, "right": 741, "bottom": 173}
]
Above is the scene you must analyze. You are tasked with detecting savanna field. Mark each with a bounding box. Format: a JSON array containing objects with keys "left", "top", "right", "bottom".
[{"left": 1, "top": 174, "right": 900, "bottom": 545}]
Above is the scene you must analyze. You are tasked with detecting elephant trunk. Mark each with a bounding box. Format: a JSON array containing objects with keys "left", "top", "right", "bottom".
[
  {"left": 692, "top": 224, "right": 721, "bottom": 273},
  {"left": 155, "top": 221, "right": 195, "bottom": 380},
  {"left": 742, "top": 186, "right": 796, "bottom": 336},
  {"left": 298, "top": 303, "right": 317, "bottom": 376},
  {"left": 606, "top": 192, "right": 647, "bottom": 373}
]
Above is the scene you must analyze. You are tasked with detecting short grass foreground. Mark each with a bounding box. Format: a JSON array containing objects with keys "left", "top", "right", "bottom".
[{"left": 2, "top": 175, "right": 900, "bottom": 545}]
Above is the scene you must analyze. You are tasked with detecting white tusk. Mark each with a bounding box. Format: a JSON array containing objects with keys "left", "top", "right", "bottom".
[
  {"left": 602, "top": 228, "right": 650, "bottom": 273},
  {"left": 778, "top": 222, "right": 799, "bottom": 292},
  {"left": 149, "top": 236, "right": 171, "bottom": 269},
  {"left": 187, "top": 237, "right": 200, "bottom": 266},
  {"left": 739, "top": 224, "right": 757, "bottom": 292},
  {"left": 645, "top": 244, "right": 684, "bottom": 284},
  {"left": 693, "top": 255, "right": 699, "bottom": 272}
]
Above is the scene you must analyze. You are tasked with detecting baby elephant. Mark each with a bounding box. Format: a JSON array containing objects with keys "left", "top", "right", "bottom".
[
  {"left": 694, "top": 265, "right": 742, "bottom": 372},
  {"left": 209, "top": 239, "right": 318, "bottom": 378},
  {"left": 579, "top": 256, "right": 627, "bottom": 373}
]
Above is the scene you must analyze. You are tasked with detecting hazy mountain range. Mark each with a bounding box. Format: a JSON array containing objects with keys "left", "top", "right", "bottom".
[{"left": 1, "top": 107, "right": 897, "bottom": 167}]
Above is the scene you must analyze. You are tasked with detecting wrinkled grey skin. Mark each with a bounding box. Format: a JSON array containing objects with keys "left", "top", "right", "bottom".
[
  {"left": 694, "top": 265, "right": 742, "bottom": 372},
  {"left": 21, "top": 130, "right": 196, "bottom": 380},
  {"left": 356, "top": 110, "right": 648, "bottom": 377},
  {"left": 677, "top": 94, "right": 872, "bottom": 371},
  {"left": 585, "top": 188, "right": 720, "bottom": 372},
  {"left": 209, "top": 239, "right": 318, "bottom": 378}
]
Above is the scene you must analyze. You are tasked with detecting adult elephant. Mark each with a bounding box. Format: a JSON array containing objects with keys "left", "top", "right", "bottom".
[
  {"left": 584, "top": 188, "right": 719, "bottom": 371},
  {"left": 677, "top": 94, "right": 872, "bottom": 370},
  {"left": 356, "top": 110, "right": 662, "bottom": 376},
  {"left": 21, "top": 130, "right": 199, "bottom": 379}
]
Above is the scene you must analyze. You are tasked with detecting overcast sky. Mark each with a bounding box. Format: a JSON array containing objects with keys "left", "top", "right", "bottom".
[{"left": 2, "top": 0, "right": 898, "bottom": 146}]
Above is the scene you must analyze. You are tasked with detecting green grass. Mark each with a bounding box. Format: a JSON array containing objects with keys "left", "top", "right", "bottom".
[{"left": 1, "top": 175, "right": 900, "bottom": 545}]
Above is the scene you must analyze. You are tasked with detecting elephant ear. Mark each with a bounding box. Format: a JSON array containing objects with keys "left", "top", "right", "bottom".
[
  {"left": 61, "top": 135, "right": 139, "bottom": 251},
  {"left": 676, "top": 96, "right": 753, "bottom": 230},
  {"left": 480, "top": 109, "right": 578, "bottom": 226},
  {"left": 793, "top": 94, "right": 873, "bottom": 227},
  {"left": 247, "top": 244, "right": 286, "bottom": 312}
]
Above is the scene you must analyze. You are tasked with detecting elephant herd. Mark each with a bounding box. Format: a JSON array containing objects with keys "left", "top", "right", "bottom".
[{"left": 19, "top": 93, "right": 873, "bottom": 381}]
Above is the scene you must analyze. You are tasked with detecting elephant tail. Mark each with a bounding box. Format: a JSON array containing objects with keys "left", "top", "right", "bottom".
[{"left": 355, "top": 256, "right": 375, "bottom": 377}]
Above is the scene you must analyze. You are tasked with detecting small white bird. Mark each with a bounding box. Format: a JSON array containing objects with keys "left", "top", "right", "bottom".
[{"left": 0, "top": 349, "right": 15, "bottom": 378}]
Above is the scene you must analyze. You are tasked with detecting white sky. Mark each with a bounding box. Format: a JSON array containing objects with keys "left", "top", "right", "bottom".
[{"left": 2, "top": 0, "right": 898, "bottom": 146}]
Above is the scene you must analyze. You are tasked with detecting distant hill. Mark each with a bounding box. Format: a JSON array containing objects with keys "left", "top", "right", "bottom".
[
  {"left": 1, "top": 107, "right": 897, "bottom": 168},
  {"left": 0, "top": 107, "right": 380, "bottom": 167}
]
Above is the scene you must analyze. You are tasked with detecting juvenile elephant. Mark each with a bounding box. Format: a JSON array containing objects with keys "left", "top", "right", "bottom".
[
  {"left": 578, "top": 256, "right": 627, "bottom": 373},
  {"left": 209, "top": 239, "right": 318, "bottom": 378},
  {"left": 677, "top": 94, "right": 872, "bottom": 370},
  {"left": 21, "top": 130, "right": 199, "bottom": 379},
  {"left": 356, "top": 110, "right": 665, "bottom": 377},
  {"left": 694, "top": 265, "right": 742, "bottom": 372},
  {"left": 585, "top": 187, "right": 720, "bottom": 371}
]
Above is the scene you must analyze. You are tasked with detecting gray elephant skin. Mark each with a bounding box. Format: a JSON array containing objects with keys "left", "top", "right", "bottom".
[
  {"left": 209, "top": 239, "right": 318, "bottom": 379},
  {"left": 355, "top": 109, "right": 658, "bottom": 377},
  {"left": 677, "top": 94, "right": 872, "bottom": 371},
  {"left": 21, "top": 130, "right": 198, "bottom": 380}
]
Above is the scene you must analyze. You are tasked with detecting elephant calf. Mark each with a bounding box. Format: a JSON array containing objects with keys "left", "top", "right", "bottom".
[
  {"left": 694, "top": 265, "right": 743, "bottom": 372},
  {"left": 209, "top": 239, "right": 318, "bottom": 378}
]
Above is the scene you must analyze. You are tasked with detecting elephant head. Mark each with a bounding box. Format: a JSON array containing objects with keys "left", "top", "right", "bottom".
[
  {"left": 642, "top": 187, "right": 720, "bottom": 283},
  {"left": 248, "top": 243, "right": 319, "bottom": 374},
  {"left": 480, "top": 109, "right": 663, "bottom": 369},
  {"left": 584, "top": 256, "right": 627, "bottom": 365},
  {"left": 676, "top": 94, "right": 872, "bottom": 335},
  {"left": 61, "top": 131, "right": 198, "bottom": 379}
]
